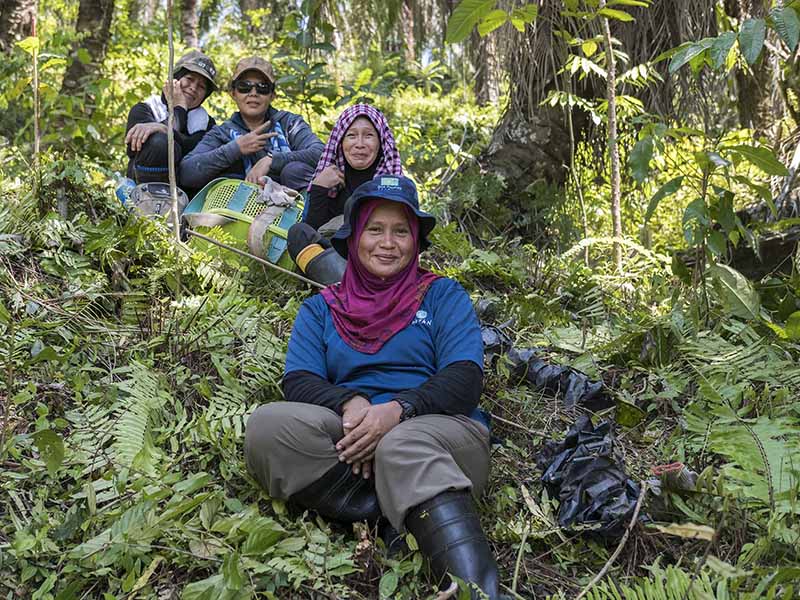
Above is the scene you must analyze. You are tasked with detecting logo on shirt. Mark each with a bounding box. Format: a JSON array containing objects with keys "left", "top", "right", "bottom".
[{"left": 412, "top": 310, "right": 432, "bottom": 327}]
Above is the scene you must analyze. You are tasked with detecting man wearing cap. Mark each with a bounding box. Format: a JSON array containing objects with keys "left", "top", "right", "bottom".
[
  {"left": 179, "top": 56, "right": 324, "bottom": 192},
  {"left": 125, "top": 50, "right": 218, "bottom": 185}
]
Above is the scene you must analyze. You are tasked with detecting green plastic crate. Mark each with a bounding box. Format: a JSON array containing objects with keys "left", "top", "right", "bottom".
[{"left": 183, "top": 178, "right": 303, "bottom": 270}]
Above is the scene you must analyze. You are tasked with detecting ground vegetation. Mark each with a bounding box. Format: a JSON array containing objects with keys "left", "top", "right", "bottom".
[{"left": 1, "top": 1, "right": 800, "bottom": 598}]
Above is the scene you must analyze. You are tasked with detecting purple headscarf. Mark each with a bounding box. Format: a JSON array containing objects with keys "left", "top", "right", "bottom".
[
  {"left": 308, "top": 104, "right": 403, "bottom": 198},
  {"left": 321, "top": 199, "right": 440, "bottom": 354}
]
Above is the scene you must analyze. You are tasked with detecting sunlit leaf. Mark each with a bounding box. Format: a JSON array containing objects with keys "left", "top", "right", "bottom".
[
  {"left": 785, "top": 311, "right": 800, "bottom": 340},
  {"left": 597, "top": 7, "right": 634, "bottom": 21},
  {"left": 669, "top": 42, "right": 708, "bottom": 74},
  {"left": 15, "top": 36, "right": 40, "bottom": 56},
  {"left": 651, "top": 522, "right": 715, "bottom": 540},
  {"left": 477, "top": 9, "right": 508, "bottom": 35},
  {"left": 710, "top": 32, "right": 737, "bottom": 69},
  {"left": 727, "top": 144, "right": 789, "bottom": 176},
  {"left": 446, "top": 0, "right": 497, "bottom": 43},
  {"left": 582, "top": 40, "right": 598, "bottom": 57}
]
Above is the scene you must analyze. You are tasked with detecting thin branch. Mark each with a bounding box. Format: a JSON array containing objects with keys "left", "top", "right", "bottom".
[{"left": 185, "top": 229, "right": 325, "bottom": 289}]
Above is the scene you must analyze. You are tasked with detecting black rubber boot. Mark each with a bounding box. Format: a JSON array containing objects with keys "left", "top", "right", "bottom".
[
  {"left": 302, "top": 246, "right": 346, "bottom": 285},
  {"left": 405, "top": 491, "right": 505, "bottom": 600},
  {"left": 290, "top": 461, "right": 382, "bottom": 525},
  {"left": 379, "top": 519, "right": 409, "bottom": 558}
]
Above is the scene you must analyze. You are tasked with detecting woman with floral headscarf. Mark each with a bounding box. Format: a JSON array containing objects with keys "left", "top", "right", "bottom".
[{"left": 245, "top": 177, "right": 510, "bottom": 599}]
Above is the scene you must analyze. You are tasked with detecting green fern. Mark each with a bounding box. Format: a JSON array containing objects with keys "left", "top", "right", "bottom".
[
  {"left": 113, "top": 362, "right": 170, "bottom": 474},
  {"left": 580, "top": 562, "right": 726, "bottom": 600}
]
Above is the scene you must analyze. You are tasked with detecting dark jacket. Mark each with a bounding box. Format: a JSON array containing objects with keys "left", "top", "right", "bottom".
[
  {"left": 125, "top": 98, "right": 216, "bottom": 180},
  {"left": 305, "top": 184, "right": 348, "bottom": 230},
  {"left": 179, "top": 106, "right": 323, "bottom": 191}
]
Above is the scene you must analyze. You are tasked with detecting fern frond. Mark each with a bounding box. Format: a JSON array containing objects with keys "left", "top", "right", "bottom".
[{"left": 113, "top": 362, "right": 170, "bottom": 474}]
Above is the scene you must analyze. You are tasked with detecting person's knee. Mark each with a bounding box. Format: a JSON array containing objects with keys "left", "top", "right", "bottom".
[
  {"left": 375, "top": 425, "right": 415, "bottom": 468},
  {"left": 245, "top": 403, "right": 293, "bottom": 453},
  {"left": 279, "top": 161, "right": 314, "bottom": 191},
  {"left": 139, "top": 132, "right": 172, "bottom": 162}
]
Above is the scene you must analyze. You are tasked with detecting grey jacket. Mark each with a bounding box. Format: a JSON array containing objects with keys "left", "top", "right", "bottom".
[{"left": 179, "top": 105, "right": 323, "bottom": 191}]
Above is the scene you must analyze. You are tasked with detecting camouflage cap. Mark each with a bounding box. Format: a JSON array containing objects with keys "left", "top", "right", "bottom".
[
  {"left": 174, "top": 50, "right": 218, "bottom": 93},
  {"left": 231, "top": 56, "right": 276, "bottom": 85}
]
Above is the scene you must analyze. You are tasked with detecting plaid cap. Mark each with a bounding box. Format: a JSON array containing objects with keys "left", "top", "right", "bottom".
[
  {"left": 174, "top": 50, "right": 218, "bottom": 92},
  {"left": 231, "top": 56, "right": 276, "bottom": 85}
]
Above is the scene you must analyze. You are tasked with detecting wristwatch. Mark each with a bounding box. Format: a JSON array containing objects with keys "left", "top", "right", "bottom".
[{"left": 396, "top": 399, "right": 417, "bottom": 422}]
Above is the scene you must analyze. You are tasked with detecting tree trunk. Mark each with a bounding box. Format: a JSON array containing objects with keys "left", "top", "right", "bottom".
[
  {"left": 181, "top": 0, "right": 199, "bottom": 48},
  {"left": 473, "top": 0, "right": 717, "bottom": 238},
  {"left": 60, "top": 0, "right": 115, "bottom": 100},
  {"left": 0, "top": 0, "right": 35, "bottom": 53},
  {"left": 725, "top": 0, "right": 778, "bottom": 135},
  {"left": 471, "top": 29, "right": 500, "bottom": 106},
  {"left": 402, "top": 0, "right": 415, "bottom": 64}
]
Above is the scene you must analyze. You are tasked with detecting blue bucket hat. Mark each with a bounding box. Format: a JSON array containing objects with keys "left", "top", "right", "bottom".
[{"left": 331, "top": 175, "right": 436, "bottom": 258}]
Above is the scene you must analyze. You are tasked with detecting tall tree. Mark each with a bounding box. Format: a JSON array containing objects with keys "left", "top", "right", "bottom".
[
  {"left": 0, "top": 0, "right": 35, "bottom": 53},
  {"left": 402, "top": 0, "right": 416, "bottom": 63},
  {"left": 480, "top": 1, "right": 717, "bottom": 202},
  {"left": 181, "top": 0, "right": 199, "bottom": 48},
  {"left": 725, "top": 0, "right": 778, "bottom": 136},
  {"left": 60, "top": 0, "right": 115, "bottom": 99},
  {"left": 471, "top": 28, "right": 500, "bottom": 106}
]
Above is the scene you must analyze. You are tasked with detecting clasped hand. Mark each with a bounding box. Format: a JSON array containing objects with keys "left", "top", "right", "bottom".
[
  {"left": 337, "top": 396, "right": 402, "bottom": 479},
  {"left": 312, "top": 165, "right": 344, "bottom": 189}
]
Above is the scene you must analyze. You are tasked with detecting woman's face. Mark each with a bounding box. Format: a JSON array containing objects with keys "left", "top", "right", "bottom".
[
  {"left": 179, "top": 72, "right": 208, "bottom": 109},
  {"left": 342, "top": 117, "right": 380, "bottom": 170},
  {"left": 357, "top": 202, "right": 415, "bottom": 279},
  {"left": 231, "top": 71, "right": 274, "bottom": 121}
]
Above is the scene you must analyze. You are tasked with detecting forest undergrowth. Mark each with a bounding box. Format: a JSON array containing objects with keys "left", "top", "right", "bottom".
[
  {"left": 1, "top": 135, "right": 799, "bottom": 599},
  {"left": 2, "top": 4, "right": 800, "bottom": 594}
]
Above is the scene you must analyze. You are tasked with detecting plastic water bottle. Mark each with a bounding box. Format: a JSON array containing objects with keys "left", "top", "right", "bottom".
[{"left": 115, "top": 176, "right": 136, "bottom": 205}]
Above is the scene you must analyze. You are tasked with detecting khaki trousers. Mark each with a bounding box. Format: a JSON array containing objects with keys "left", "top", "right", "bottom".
[{"left": 244, "top": 402, "right": 491, "bottom": 530}]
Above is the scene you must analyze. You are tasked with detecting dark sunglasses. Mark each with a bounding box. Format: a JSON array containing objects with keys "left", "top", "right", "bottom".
[{"left": 233, "top": 80, "right": 274, "bottom": 95}]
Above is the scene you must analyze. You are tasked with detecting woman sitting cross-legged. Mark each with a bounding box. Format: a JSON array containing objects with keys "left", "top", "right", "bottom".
[
  {"left": 244, "top": 176, "right": 509, "bottom": 599},
  {"left": 285, "top": 104, "right": 402, "bottom": 285}
]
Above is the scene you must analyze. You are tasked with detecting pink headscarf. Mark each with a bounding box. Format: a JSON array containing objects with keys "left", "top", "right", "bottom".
[
  {"left": 308, "top": 104, "right": 403, "bottom": 198},
  {"left": 321, "top": 199, "right": 440, "bottom": 354}
]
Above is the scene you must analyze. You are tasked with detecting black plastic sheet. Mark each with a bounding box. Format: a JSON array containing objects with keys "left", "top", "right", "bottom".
[
  {"left": 536, "top": 415, "right": 641, "bottom": 538},
  {"left": 504, "top": 347, "right": 613, "bottom": 411}
]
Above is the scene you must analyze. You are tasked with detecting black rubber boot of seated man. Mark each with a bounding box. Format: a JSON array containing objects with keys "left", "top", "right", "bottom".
[
  {"left": 289, "top": 461, "right": 382, "bottom": 525},
  {"left": 405, "top": 490, "right": 507, "bottom": 600}
]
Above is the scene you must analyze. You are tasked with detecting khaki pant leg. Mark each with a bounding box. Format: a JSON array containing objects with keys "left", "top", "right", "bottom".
[
  {"left": 374, "top": 414, "right": 490, "bottom": 530},
  {"left": 244, "top": 402, "right": 343, "bottom": 499}
]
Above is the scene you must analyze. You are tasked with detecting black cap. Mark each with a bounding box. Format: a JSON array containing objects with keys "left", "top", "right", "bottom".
[
  {"left": 331, "top": 175, "right": 436, "bottom": 258},
  {"left": 174, "top": 50, "right": 218, "bottom": 94}
]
